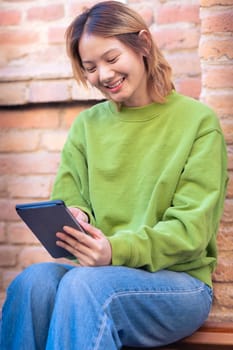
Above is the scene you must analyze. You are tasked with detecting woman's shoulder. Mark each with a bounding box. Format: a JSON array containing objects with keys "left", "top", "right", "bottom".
[
  {"left": 74, "top": 100, "right": 112, "bottom": 124},
  {"left": 67, "top": 100, "right": 114, "bottom": 143},
  {"left": 169, "top": 91, "right": 221, "bottom": 131}
]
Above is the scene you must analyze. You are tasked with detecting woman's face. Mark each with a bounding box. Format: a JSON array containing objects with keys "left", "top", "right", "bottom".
[{"left": 79, "top": 33, "right": 152, "bottom": 107}]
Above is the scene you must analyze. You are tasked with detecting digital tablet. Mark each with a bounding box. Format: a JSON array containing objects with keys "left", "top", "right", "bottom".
[{"left": 15, "top": 200, "right": 87, "bottom": 258}]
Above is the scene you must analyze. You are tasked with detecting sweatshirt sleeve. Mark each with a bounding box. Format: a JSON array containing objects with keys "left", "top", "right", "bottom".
[
  {"left": 109, "top": 129, "right": 228, "bottom": 273},
  {"left": 50, "top": 118, "right": 96, "bottom": 226}
]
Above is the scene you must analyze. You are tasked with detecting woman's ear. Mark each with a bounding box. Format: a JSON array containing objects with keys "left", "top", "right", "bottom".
[{"left": 138, "top": 30, "right": 152, "bottom": 56}]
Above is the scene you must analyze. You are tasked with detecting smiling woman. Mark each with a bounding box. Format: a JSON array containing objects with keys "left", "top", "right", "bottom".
[
  {"left": 79, "top": 34, "right": 151, "bottom": 106},
  {"left": 0, "top": 1, "right": 228, "bottom": 350},
  {"left": 66, "top": 0, "right": 174, "bottom": 104}
]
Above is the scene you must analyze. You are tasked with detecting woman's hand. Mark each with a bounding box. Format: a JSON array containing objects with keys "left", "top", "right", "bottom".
[{"left": 56, "top": 220, "right": 112, "bottom": 267}]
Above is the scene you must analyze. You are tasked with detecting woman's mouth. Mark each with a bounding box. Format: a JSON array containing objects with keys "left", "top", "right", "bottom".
[{"left": 104, "top": 77, "right": 125, "bottom": 93}]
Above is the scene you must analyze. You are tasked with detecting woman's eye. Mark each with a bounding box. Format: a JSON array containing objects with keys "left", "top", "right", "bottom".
[
  {"left": 108, "top": 57, "right": 118, "bottom": 64},
  {"left": 85, "top": 67, "right": 96, "bottom": 73}
]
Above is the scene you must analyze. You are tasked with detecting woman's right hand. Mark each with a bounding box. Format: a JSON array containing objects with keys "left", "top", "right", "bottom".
[{"left": 68, "top": 207, "right": 89, "bottom": 223}]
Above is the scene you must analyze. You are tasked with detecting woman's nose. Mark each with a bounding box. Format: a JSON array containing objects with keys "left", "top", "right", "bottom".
[{"left": 98, "top": 65, "right": 114, "bottom": 83}]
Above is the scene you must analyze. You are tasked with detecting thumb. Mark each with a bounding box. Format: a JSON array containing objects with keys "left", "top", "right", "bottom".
[{"left": 68, "top": 207, "right": 89, "bottom": 223}]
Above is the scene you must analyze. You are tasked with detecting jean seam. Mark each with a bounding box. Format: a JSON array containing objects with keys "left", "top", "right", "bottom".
[
  {"left": 93, "top": 314, "right": 108, "bottom": 350},
  {"left": 102, "top": 286, "right": 206, "bottom": 309},
  {"left": 93, "top": 286, "right": 207, "bottom": 350}
]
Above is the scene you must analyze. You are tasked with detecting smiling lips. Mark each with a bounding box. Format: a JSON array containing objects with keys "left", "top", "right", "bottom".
[{"left": 104, "top": 77, "right": 125, "bottom": 93}]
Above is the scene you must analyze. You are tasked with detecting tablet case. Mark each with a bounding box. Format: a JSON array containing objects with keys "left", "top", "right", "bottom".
[{"left": 16, "top": 200, "right": 84, "bottom": 258}]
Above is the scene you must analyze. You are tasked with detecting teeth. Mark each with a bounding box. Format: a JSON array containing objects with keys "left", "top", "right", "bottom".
[{"left": 105, "top": 78, "right": 124, "bottom": 89}]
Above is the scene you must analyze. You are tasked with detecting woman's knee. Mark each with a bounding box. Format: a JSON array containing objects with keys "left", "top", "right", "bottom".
[
  {"left": 57, "top": 266, "right": 111, "bottom": 300},
  {"left": 8, "top": 262, "right": 71, "bottom": 296}
]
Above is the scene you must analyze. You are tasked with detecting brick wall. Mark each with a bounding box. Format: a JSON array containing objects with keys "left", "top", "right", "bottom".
[
  {"left": 0, "top": 0, "right": 201, "bottom": 104},
  {"left": 0, "top": 0, "right": 232, "bottom": 321},
  {"left": 199, "top": 0, "right": 233, "bottom": 321}
]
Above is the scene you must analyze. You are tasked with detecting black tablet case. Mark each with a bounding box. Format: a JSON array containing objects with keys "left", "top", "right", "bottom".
[{"left": 16, "top": 200, "right": 84, "bottom": 258}]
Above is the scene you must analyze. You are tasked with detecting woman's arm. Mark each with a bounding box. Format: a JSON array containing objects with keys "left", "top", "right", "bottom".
[{"left": 108, "top": 130, "right": 228, "bottom": 273}]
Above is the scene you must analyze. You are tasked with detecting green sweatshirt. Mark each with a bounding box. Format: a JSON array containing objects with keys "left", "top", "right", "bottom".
[{"left": 51, "top": 91, "right": 228, "bottom": 287}]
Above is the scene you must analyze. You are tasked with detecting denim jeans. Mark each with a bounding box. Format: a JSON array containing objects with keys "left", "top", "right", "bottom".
[{"left": 0, "top": 263, "right": 213, "bottom": 350}]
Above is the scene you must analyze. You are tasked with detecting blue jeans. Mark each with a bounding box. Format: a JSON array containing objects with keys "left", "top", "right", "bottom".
[{"left": 0, "top": 263, "right": 212, "bottom": 350}]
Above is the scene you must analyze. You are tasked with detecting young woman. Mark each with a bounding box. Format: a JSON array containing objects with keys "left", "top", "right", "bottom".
[{"left": 1, "top": 1, "right": 228, "bottom": 349}]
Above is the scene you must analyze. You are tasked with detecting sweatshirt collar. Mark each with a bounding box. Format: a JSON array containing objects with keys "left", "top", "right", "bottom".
[{"left": 108, "top": 91, "right": 175, "bottom": 122}]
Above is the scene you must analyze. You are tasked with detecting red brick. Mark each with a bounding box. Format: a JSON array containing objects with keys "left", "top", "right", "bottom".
[
  {"left": 18, "top": 246, "right": 53, "bottom": 269},
  {"left": 199, "top": 38, "right": 233, "bottom": 60},
  {"left": 0, "top": 222, "right": 6, "bottom": 243},
  {"left": 152, "top": 27, "right": 200, "bottom": 51},
  {"left": 0, "top": 270, "right": 2, "bottom": 288},
  {"left": 26, "top": 45, "right": 67, "bottom": 64},
  {"left": 0, "top": 61, "right": 72, "bottom": 82},
  {"left": 62, "top": 104, "right": 90, "bottom": 128},
  {"left": 202, "top": 9, "right": 233, "bottom": 33},
  {"left": 0, "top": 246, "right": 19, "bottom": 267},
  {"left": 221, "top": 199, "right": 233, "bottom": 223},
  {"left": 210, "top": 302, "right": 233, "bottom": 322},
  {"left": 228, "top": 146, "right": 233, "bottom": 170},
  {"left": 202, "top": 65, "right": 233, "bottom": 88},
  {"left": 48, "top": 26, "right": 66, "bottom": 44},
  {"left": 214, "top": 283, "right": 233, "bottom": 308},
  {"left": 157, "top": 4, "right": 200, "bottom": 24},
  {"left": 71, "top": 80, "right": 104, "bottom": 101},
  {"left": 40, "top": 130, "right": 68, "bottom": 151},
  {"left": 220, "top": 120, "right": 233, "bottom": 145},
  {"left": 0, "top": 107, "right": 60, "bottom": 129},
  {"left": 0, "top": 45, "right": 29, "bottom": 66},
  {"left": 2, "top": 269, "right": 21, "bottom": 290},
  {"left": 68, "top": 1, "right": 97, "bottom": 17},
  {"left": 139, "top": 7, "right": 154, "bottom": 27},
  {"left": 167, "top": 52, "right": 201, "bottom": 76},
  {"left": 213, "top": 251, "right": 233, "bottom": 282},
  {"left": 0, "top": 29, "right": 39, "bottom": 45},
  {"left": 0, "top": 175, "right": 7, "bottom": 197},
  {"left": 7, "top": 175, "right": 52, "bottom": 198},
  {"left": 29, "top": 80, "right": 71, "bottom": 103},
  {"left": 0, "top": 292, "right": 6, "bottom": 310},
  {"left": 0, "top": 152, "right": 60, "bottom": 175},
  {"left": 0, "top": 9, "right": 21, "bottom": 26},
  {"left": 0, "top": 199, "right": 18, "bottom": 222},
  {"left": 217, "top": 222, "right": 233, "bottom": 251},
  {"left": 0, "top": 82, "right": 28, "bottom": 105},
  {"left": 7, "top": 222, "right": 40, "bottom": 245},
  {"left": 27, "top": 4, "right": 64, "bottom": 22},
  {"left": 175, "top": 77, "right": 201, "bottom": 99},
  {"left": 201, "top": 0, "right": 233, "bottom": 6},
  {"left": 226, "top": 171, "right": 233, "bottom": 197},
  {"left": 131, "top": 4, "right": 154, "bottom": 26},
  {"left": 0, "top": 130, "right": 40, "bottom": 152},
  {"left": 204, "top": 91, "right": 233, "bottom": 117}
]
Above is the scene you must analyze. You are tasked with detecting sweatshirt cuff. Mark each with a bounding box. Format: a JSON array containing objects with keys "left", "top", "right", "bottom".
[{"left": 108, "top": 233, "right": 132, "bottom": 267}]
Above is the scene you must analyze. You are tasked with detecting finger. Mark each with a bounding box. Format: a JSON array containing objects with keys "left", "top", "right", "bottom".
[
  {"left": 56, "top": 235, "right": 90, "bottom": 256},
  {"left": 61, "top": 226, "right": 97, "bottom": 248},
  {"left": 56, "top": 238, "right": 96, "bottom": 266},
  {"left": 79, "top": 221, "right": 103, "bottom": 239},
  {"left": 56, "top": 230, "right": 87, "bottom": 249},
  {"left": 56, "top": 240, "right": 80, "bottom": 261}
]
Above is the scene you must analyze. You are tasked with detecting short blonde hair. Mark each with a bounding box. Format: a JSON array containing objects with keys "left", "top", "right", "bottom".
[{"left": 66, "top": 1, "right": 174, "bottom": 103}]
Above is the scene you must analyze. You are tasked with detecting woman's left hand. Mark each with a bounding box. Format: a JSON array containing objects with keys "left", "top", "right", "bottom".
[{"left": 56, "top": 221, "right": 112, "bottom": 266}]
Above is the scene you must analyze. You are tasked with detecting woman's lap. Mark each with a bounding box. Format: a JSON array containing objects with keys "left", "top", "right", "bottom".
[{"left": 0, "top": 263, "right": 213, "bottom": 349}]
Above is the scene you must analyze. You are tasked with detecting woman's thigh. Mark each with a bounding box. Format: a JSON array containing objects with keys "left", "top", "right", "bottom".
[
  {"left": 0, "top": 262, "right": 75, "bottom": 350},
  {"left": 54, "top": 266, "right": 213, "bottom": 348}
]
